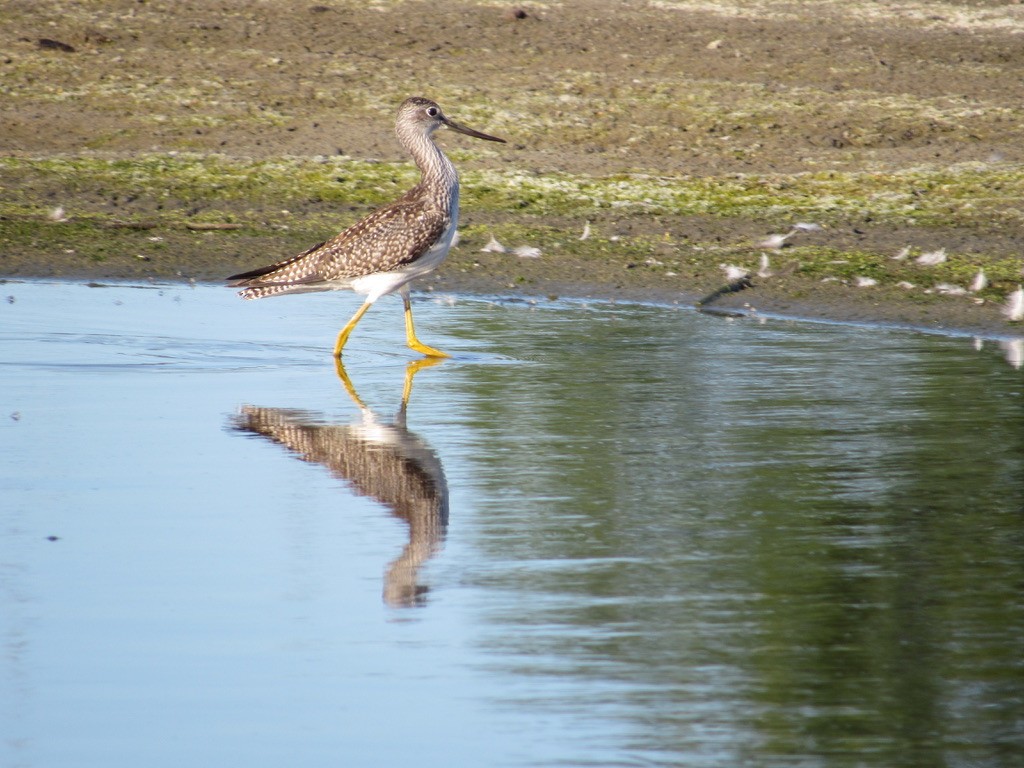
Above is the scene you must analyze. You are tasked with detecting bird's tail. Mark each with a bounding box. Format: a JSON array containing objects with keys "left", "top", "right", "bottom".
[
  {"left": 226, "top": 240, "right": 329, "bottom": 300},
  {"left": 232, "top": 283, "right": 302, "bottom": 300}
]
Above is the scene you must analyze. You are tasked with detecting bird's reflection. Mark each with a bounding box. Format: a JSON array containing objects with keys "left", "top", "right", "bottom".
[{"left": 233, "top": 359, "right": 449, "bottom": 607}]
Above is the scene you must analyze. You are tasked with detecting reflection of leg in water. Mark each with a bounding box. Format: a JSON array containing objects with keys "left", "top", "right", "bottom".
[
  {"left": 333, "top": 356, "right": 370, "bottom": 410},
  {"left": 334, "top": 357, "right": 449, "bottom": 607},
  {"left": 329, "top": 356, "right": 450, "bottom": 606},
  {"left": 235, "top": 359, "right": 449, "bottom": 607},
  {"left": 400, "top": 357, "right": 444, "bottom": 414},
  {"left": 333, "top": 355, "right": 444, "bottom": 415}
]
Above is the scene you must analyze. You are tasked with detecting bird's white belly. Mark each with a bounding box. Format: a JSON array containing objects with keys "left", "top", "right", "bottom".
[{"left": 350, "top": 219, "right": 457, "bottom": 303}]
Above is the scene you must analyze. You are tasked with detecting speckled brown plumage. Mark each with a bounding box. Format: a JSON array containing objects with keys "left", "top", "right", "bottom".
[
  {"left": 227, "top": 179, "right": 452, "bottom": 300},
  {"left": 227, "top": 97, "right": 503, "bottom": 302}
]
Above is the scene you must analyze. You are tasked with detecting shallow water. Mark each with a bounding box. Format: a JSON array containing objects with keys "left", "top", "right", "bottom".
[{"left": 2, "top": 280, "right": 1023, "bottom": 767}]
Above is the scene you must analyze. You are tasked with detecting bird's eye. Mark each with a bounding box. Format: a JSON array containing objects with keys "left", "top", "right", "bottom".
[{"left": 426, "top": 106, "right": 439, "bottom": 117}]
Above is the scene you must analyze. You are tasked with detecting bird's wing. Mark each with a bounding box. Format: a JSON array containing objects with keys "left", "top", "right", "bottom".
[
  {"left": 314, "top": 199, "right": 449, "bottom": 281},
  {"left": 228, "top": 198, "right": 448, "bottom": 289}
]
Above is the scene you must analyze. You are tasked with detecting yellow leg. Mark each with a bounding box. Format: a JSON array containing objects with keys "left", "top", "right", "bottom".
[
  {"left": 401, "top": 357, "right": 444, "bottom": 407},
  {"left": 334, "top": 355, "right": 443, "bottom": 413},
  {"left": 333, "top": 301, "right": 372, "bottom": 358},
  {"left": 332, "top": 357, "right": 368, "bottom": 410},
  {"left": 403, "top": 292, "right": 451, "bottom": 358}
]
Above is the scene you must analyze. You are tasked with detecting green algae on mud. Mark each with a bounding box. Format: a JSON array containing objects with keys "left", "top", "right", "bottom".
[
  {"left": 2, "top": 153, "right": 1022, "bottom": 336},
  {"left": 4, "top": 154, "right": 1024, "bottom": 226},
  {"left": 2, "top": 152, "right": 1022, "bottom": 263}
]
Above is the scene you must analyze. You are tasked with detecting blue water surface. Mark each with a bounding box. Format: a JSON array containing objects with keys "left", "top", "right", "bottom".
[{"left": 2, "top": 280, "right": 1022, "bottom": 767}]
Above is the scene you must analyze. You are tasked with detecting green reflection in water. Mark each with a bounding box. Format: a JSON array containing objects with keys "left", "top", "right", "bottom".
[{"left": 448, "top": 301, "right": 1024, "bottom": 767}]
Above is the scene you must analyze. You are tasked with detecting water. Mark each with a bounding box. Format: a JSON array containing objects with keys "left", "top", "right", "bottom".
[{"left": 2, "top": 280, "right": 1023, "bottom": 767}]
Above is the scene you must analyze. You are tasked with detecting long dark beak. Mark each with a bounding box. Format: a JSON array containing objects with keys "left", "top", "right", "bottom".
[{"left": 442, "top": 116, "right": 506, "bottom": 143}]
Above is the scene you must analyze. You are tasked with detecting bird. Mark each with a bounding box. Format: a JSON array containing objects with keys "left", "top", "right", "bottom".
[{"left": 227, "top": 97, "right": 506, "bottom": 358}]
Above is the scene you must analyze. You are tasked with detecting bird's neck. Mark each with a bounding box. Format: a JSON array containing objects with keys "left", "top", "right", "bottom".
[{"left": 399, "top": 128, "right": 459, "bottom": 201}]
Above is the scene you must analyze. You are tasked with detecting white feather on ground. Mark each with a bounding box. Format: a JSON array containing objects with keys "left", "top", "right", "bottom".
[
  {"left": 720, "top": 263, "right": 750, "bottom": 281},
  {"left": 970, "top": 268, "right": 988, "bottom": 292},
  {"left": 916, "top": 248, "right": 947, "bottom": 266},
  {"left": 758, "top": 232, "right": 791, "bottom": 249},
  {"left": 480, "top": 235, "right": 507, "bottom": 253},
  {"left": 1005, "top": 285, "right": 1024, "bottom": 322},
  {"left": 513, "top": 245, "right": 542, "bottom": 259}
]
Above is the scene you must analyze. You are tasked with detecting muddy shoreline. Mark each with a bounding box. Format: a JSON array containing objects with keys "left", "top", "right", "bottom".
[
  {"left": 2, "top": 0, "right": 1023, "bottom": 338},
  {"left": 4, "top": 249, "right": 1019, "bottom": 341}
]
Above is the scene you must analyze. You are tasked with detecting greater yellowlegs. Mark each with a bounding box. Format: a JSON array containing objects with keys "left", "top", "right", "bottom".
[{"left": 227, "top": 97, "right": 506, "bottom": 357}]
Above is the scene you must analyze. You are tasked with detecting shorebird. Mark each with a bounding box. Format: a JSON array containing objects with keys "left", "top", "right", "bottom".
[{"left": 227, "top": 97, "right": 505, "bottom": 357}]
